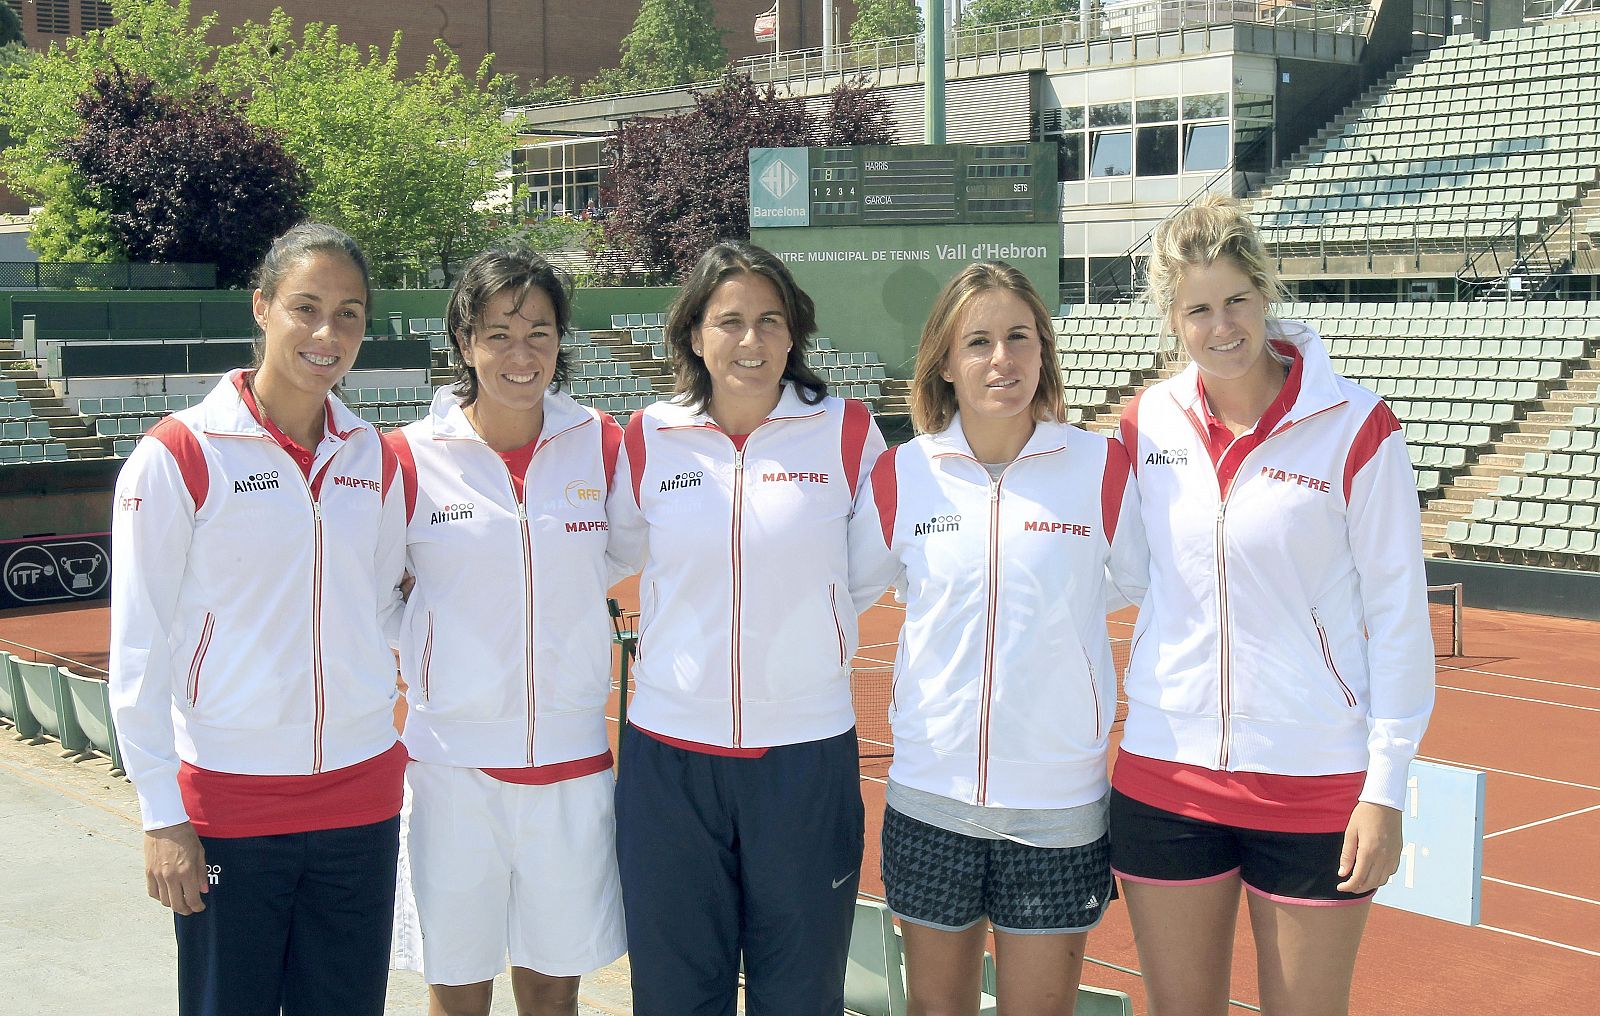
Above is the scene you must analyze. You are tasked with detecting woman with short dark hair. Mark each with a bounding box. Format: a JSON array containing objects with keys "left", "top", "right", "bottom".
[
  {"left": 386, "top": 247, "right": 626, "bottom": 1016},
  {"left": 608, "top": 241, "right": 885, "bottom": 1015}
]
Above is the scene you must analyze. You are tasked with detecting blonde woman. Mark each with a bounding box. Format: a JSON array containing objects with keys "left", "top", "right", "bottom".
[
  {"left": 849, "top": 262, "right": 1146, "bottom": 1015},
  {"left": 1111, "top": 195, "right": 1434, "bottom": 1015}
]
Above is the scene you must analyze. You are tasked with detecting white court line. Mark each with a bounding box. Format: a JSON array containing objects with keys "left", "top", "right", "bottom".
[
  {"left": 1435, "top": 684, "right": 1600, "bottom": 713},
  {"left": 854, "top": 653, "right": 896, "bottom": 667},
  {"left": 1436, "top": 664, "right": 1600, "bottom": 694},
  {"left": 1483, "top": 877, "right": 1600, "bottom": 908},
  {"left": 1476, "top": 925, "right": 1600, "bottom": 959},
  {"left": 1416, "top": 755, "right": 1600, "bottom": 793},
  {"left": 1485, "top": 803, "right": 1600, "bottom": 840},
  {"left": 857, "top": 641, "right": 899, "bottom": 652}
]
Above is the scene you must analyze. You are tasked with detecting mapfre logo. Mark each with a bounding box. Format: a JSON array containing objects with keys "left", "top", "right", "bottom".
[
  {"left": 1259, "top": 466, "right": 1332, "bottom": 494},
  {"left": 761, "top": 471, "right": 830, "bottom": 485},
  {"left": 233, "top": 470, "right": 280, "bottom": 493},
  {"left": 660, "top": 470, "right": 703, "bottom": 493},
  {"left": 331, "top": 474, "right": 380, "bottom": 493},
  {"left": 1145, "top": 448, "right": 1189, "bottom": 466},
  {"left": 1023, "top": 520, "right": 1093, "bottom": 537},
  {"left": 565, "top": 479, "right": 602, "bottom": 507},
  {"left": 430, "top": 502, "right": 475, "bottom": 524}
]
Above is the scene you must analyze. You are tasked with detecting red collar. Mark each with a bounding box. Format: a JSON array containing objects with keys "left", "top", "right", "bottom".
[
  {"left": 234, "top": 371, "right": 330, "bottom": 474},
  {"left": 1196, "top": 340, "right": 1303, "bottom": 442}
]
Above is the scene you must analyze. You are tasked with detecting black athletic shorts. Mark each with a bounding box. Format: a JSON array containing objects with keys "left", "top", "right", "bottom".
[
  {"left": 881, "top": 804, "right": 1114, "bottom": 934},
  {"left": 1109, "top": 790, "right": 1375, "bottom": 906}
]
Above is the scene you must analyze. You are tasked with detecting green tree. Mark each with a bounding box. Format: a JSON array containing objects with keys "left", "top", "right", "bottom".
[
  {"left": 217, "top": 13, "right": 516, "bottom": 284},
  {"left": 584, "top": 0, "right": 726, "bottom": 96},
  {"left": 961, "top": 0, "right": 1077, "bottom": 27},
  {"left": 0, "top": 0, "right": 219, "bottom": 259},
  {"left": 0, "top": 2, "right": 24, "bottom": 48},
  {"left": 850, "top": 0, "right": 922, "bottom": 42}
]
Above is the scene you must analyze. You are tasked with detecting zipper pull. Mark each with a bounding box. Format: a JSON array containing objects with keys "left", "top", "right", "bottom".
[
  {"left": 989, "top": 478, "right": 1000, "bottom": 502},
  {"left": 517, "top": 502, "right": 527, "bottom": 521},
  {"left": 312, "top": 499, "right": 322, "bottom": 521},
  {"left": 734, "top": 449, "right": 745, "bottom": 470}
]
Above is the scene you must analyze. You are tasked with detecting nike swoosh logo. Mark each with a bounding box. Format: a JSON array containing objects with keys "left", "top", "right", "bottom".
[{"left": 832, "top": 871, "right": 857, "bottom": 889}]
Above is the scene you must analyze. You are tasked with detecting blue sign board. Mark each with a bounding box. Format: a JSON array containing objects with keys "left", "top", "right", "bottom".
[
  {"left": 749, "top": 149, "right": 811, "bottom": 227},
  {"left": 1374, "top": 759, "right": 1486, "bottom": 926}
]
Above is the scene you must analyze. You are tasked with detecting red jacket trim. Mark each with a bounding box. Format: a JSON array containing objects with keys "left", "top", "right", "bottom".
[{"left": 149, "top": 417, "right": 209, "bottom": 512}]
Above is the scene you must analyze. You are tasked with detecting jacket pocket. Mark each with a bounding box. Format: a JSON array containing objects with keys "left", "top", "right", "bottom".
[
  {"left": 1310, "top": 608, "right": 1357, "bottom": 707},
  {"left": 635, "top": 581, "right": 657, "bottom": 662},
  {"left": 418, "top": 610, "right": 435, "bottom": 701},
  {"left": 186, "top": 612, "right": 216, "bottom": 707},
  {"left": 1081, "top": 644, "right": 1103, "bottom": 740},
  {"left": 829, "top": 583, "right": 847, "bottom": 668}
]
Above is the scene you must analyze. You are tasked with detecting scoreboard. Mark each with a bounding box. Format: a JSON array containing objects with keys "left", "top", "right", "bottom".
[{"left": 750, "top": 144, "right": 1056, "bottom": 228}]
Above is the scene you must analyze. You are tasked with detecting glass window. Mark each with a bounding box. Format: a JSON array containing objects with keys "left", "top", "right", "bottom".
[
  {"left": 1137, "top": 125, "right": 1179, "bottom": 177},
  {"left": 1235, "top": 123, "right": 1272, "bottom": 173},
  {"left": 1089, "top": 102, "right": 1132, "bottom": 128},
  {"left": 1088, "top": 256, "right": 1134, "bottom": 303},
  {"left": 1136, "top": 98, "right": 1178, "bottom": 123},
  {"left": 1059, "top": 258, "right": 1086, "bottom": 307},
  {"left": 1089, "top": 131, "right": 1132, "bottom": 177},
  {"left": 1182, "top": 92, "right": 1227, "bottom": 119},
  {"left": 1059, "top": 106, "right": 1085, "bottom": 131},
  {"left": 1183, "top": 123, "right": 1229, "bottom": 172},
  {"left": 1057, "top": 135, "right": 1085, "bottom": 182}
]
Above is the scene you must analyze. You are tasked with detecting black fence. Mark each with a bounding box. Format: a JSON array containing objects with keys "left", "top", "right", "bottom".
[{"left": 0, "top": 262, "right": 217, "bottom": 290}]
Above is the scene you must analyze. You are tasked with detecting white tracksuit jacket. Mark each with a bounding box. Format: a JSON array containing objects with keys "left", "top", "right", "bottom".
[
  {"left": 1117, "top": 323, "right": 1434, "bottom": 810},
  {"left": 386, "top": 387, "right": 623, "bottom": 768},
  {"left": 607, "top": 386, "right": 886, "bottom": 748},
  {"left": 848, "top": 418, "right": 1148, "bottom": 810},
  {"left": 110, "top": 371, "right": 407, "bottom": 830}
]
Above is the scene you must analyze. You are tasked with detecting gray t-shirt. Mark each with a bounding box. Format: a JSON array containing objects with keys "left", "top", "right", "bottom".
[{"left": 886, "top": 780, "right": 1109, "bottom": 849}]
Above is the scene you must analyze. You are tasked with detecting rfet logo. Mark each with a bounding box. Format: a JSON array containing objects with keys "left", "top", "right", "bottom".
[
  {"left": 565, "top": 480, "right": 602, "bottom": 507},
  {"left": 1259, "top": 466, "right": 1332, "bottom": 494}
]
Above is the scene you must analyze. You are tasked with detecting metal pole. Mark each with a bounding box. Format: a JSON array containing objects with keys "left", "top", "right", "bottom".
[
  {"left": 822, "top": 0, "right": 833, "bottom": 73},
  {"left": 925, "top": 0, "right": 946, "bottom": 143}
]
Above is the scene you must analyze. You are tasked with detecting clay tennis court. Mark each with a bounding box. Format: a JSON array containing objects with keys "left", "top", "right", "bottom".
[{"left": 4, "top": 581, "right": 1596, "bottom": 1015}]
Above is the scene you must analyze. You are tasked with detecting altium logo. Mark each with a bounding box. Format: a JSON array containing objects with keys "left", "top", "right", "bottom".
[
  {"left": 914, "top": 514, "right": 961, "bottom": 536},
  {"left": 1145, "top": 448, "right": 1189, "bottom": 466},
  {"left": 234, "top": 470, "right": 280, "bottom": 493},
  {"left": 660, "top": 470, "right": 703, "bottom": 493},
  {"left": 431, "top": 502, "right": 475, "bottom": 525}
]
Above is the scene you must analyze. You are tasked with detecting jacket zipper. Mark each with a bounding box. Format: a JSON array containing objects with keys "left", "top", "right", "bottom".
[
  {"left": 419, "top": 610, "right": 435, "bottom": 701},
  {"left": 1310, "top": 607, "right": 1357, "bottom": 706},
  {"left": 186, "top": 612, "right": 215, "bottom": 707},
  {"left": 730, "top": 446, "right": 746, "bottom": 746},
  {"left": 976, "top": 472, "right": 1001, "bottom": 803},
  {"left": 1179, "top": 397, "right": 1346, "bottom": 770}
]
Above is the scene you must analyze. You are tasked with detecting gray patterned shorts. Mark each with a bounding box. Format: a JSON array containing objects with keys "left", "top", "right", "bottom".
[{"left": 881, "top": 804, "right": 1114, "bottom": 934}]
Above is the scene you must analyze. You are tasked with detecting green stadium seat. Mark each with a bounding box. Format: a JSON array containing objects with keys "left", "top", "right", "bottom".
[
  {"left": 11, "top": 659, "right": 82, "bottom": 755},
  {"left": 1, "top": 651, "right": 42, "bottom": 739},
  {"left": 59, "top": 668, "right": 125, "bottom": 777}
]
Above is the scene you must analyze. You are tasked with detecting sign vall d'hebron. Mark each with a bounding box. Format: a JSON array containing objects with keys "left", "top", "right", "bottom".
[{"left": 750, "top": 144, "right": 1061, "bottom": 371}]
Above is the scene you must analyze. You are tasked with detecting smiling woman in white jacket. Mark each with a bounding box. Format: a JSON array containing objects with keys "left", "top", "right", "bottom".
[
  {"left": 1109, "top": 196, "right": 1434, "bottom": 1016},
  {"left": 386, "top": 249, "right": 626, "bottom": 1016},
  {"left": 606, "top": 242, "right": 885, "bottom": 1016},
  {"left": 849, "top": 262, "right": 1146, "bottom": 1016},
  {"left": 110, "top": 224, "right": 408, "bottom": 1016}
]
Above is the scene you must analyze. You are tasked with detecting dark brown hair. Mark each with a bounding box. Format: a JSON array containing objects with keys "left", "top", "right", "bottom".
[{"left": 446, "top": 247, "right": 574, "bottom": 404}]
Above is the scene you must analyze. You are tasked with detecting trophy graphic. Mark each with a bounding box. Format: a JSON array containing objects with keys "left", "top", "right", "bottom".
[{"left": 60, "top": 554, "right": 103, "bottom": 592}]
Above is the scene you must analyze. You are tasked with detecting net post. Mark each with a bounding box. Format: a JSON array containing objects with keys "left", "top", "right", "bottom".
[{"left": 1451, "top": 581, "right": 1464, "bottom": 657}]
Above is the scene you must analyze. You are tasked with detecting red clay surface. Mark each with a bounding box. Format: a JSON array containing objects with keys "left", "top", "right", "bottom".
[{"left": 6, "top": 586, "right": 1598, "bottom": 1015}]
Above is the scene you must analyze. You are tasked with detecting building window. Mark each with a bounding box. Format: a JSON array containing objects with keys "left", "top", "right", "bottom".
[
  {"left": 36, "top": 0, "right": 71, "bottom": 34},
  {"left": 1089, "top": 131, "right": 1132, "bottom": 178},
  {"left": 1181, "top": 124, "right": 1227, "bottom": 172},
  {"left": 1088, "top": 101, "right": 1133, "bottom": 128},
  {"left": 79, "top": 0, "right": 114, "bottom": 30},
  {"left": 1137, "top": 125, "right": 1179, "bottom": 177}
]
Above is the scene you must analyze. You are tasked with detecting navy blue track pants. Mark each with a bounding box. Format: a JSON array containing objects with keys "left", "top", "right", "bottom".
[
  {"left": 616, "top": 724, "right": 864, "bottom": 1016},
  {"left": 174, "top": 815, "right": 400, "bottom": 1016}
]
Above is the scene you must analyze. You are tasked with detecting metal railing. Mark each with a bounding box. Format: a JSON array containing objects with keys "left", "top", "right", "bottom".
[
  {"left": 0, "top": 262, "right": 217, "bottom": 290},
  {"left": 1455, "top": 208, "right": 1584, "bottom": 298}
]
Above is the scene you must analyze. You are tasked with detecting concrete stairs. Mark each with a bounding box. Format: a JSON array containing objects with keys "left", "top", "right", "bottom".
[
  {"left": 0, "top": 342, "right": 113, "bottom": 460},
  {"left": 1420, "top": 351, "right": 1600, "bottom": 556},
  {"left": 589, "top": 329, "right": 676, "bottom": 395}
]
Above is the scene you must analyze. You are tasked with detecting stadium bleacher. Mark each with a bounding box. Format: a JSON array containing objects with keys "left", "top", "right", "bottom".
[{"left": 1253, "top": 18, "right": 1600, "bottom": 252}]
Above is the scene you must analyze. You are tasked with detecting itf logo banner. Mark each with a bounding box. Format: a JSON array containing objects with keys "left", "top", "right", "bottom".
[
  {"left": 0, "top": 532, "right": 110, "bottom": 610},
  {"left": 749, "top": 149, "right": 810, "bottom": 227}
]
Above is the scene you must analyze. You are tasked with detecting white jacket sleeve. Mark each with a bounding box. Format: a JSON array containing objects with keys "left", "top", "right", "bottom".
[
  {"left": 109, "top": 439, "right": 197, "bottom": 831},
  {"left": 1347, "top": 424, "right": 1435, "bottom": 810},
  {"left": 605, "top": 432, "right": 648, "bottom": 587},
  {"left": 1104, "top": 437, "right": 1149, "bottom": 611},
  {"left": 847, "top": 449, "right": 904, "bottom": 616}
]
